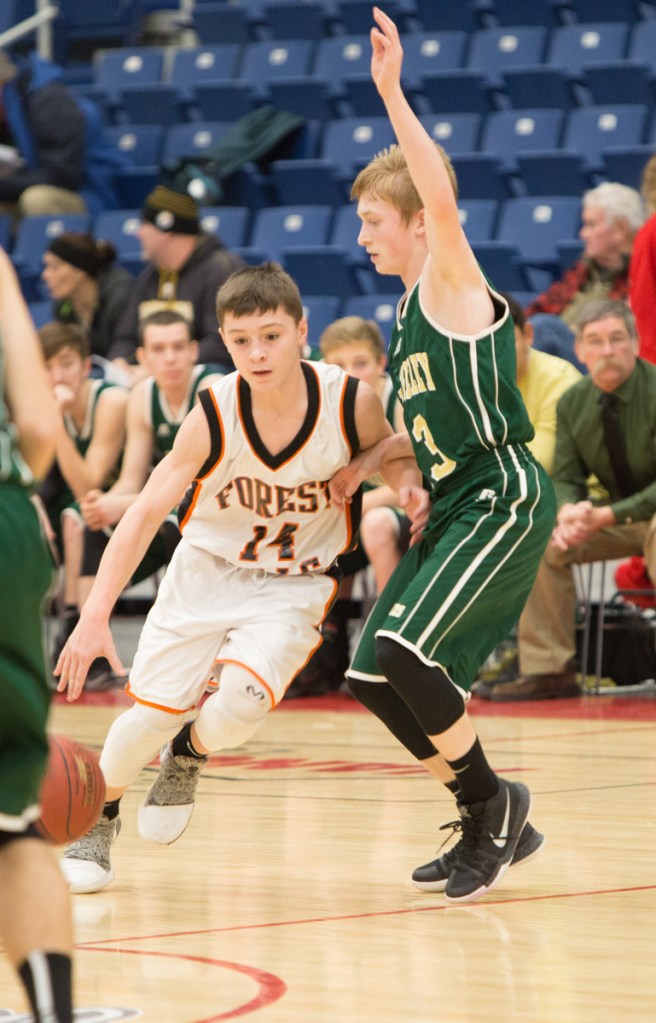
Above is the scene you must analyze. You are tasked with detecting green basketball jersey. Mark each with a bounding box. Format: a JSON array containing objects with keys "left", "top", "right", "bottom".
[
  {"left": 0, "top": 328, "right": 33, "bottom": 487},
  {"left": 63, "top": 379, "right": 121, "bottom": 458},
  {"left": 388, "top": 284, "right": 534, "bottom": 494},
  {"left": 149, "top": 363, "right": 218, "bottom": 463}
]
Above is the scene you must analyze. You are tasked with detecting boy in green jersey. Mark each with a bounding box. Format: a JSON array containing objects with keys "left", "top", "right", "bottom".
[{"left": 330, "top": 9, "right": 556, "bottom": 903}]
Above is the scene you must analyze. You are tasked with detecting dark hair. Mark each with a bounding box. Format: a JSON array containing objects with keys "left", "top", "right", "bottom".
[
  {"left": 216, "top": 262, "right": 304, "bottom": 326},
  {"left": 138, "top": 309, "right": 193, "bottom": 346},
  {"left": 38, "top": 321, "right": 90, "bottom": 360},
  {"left": 499, "top": 292, "right": 526, "bottom": 330},
  {"left": 47, "top": 233, "right": 117, "bottom": 278}
]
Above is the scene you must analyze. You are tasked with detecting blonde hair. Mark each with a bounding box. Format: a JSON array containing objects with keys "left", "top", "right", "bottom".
[
  {"left": 351, "top": 143, "right": 458, "bottom": 221},
  {"left": 319, "top": 316, "right": 385, "bottom": 359}
]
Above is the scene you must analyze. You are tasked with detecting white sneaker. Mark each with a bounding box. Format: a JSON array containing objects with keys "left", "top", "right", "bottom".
[
  {"left": 138, "top": 743, "right": 207, "bottom": 845},
  {"left": 60, "top": 815, "right": 120, "bottom": 894}
]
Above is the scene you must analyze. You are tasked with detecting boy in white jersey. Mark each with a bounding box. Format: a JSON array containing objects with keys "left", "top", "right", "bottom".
[
  {"left": 55, "top": 262, "right": 424, "bottom": 893},
  {"left": 330, "top": 9, "right": 556, "bottom": 903}
]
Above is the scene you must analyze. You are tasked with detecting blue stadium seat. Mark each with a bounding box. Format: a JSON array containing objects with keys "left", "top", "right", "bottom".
[
  {"left": 419, "top": 69, "right": 500, "bottom": 115},
  {"left": 601, "top": 145, "right": 654, "bottom": 190},
  {"left": 243, "top": 206, "right": 333, "bottom": 262},
  {"left": 402, "top": 31, "right": 468, "bottom": 88},
  {"left": 495, "top": 195, "right": 582, "bottom": 277},
  {"left": 466, "top": 26, "right": 548, "bottom": 87},
  {"left": 419, "top": 113, "right": 483, "bottom": 154},
  {"left": 472, "top": 241, "right": 533, "bottom": 292},
  {"left": 546, "top": 22, "right": 630, "bottom": 77},
  {"left": 414, "top": 0, "right": 492, "bottom": 32},
  {"left": 480, "top": 108, "right": 564, "bottom": 171},
  {"left": 162, "top": 122, "right": 232, "bottom": 165},
  {"left": 491, "top": 0, "right": 570, "bottom": 27},
  {"left": 457, "top": 199, "right": 499, "bottom": 242},
  {"left": 94, "top": 48, "right": 164, "bottom": 101},
  {"left": 192, "top": 82, "right": 259, "bottom": 123},
  {"left": 13, "top": 213, "right": 91, "bottom": 294},
  {"left": 93, "top": 209, "right": 143, "bottom": 270},
  {"left": 264, "top": 0, "right": 339, "bottom": 40},
  {"left": 303, "top": 295, "right": 343, "bottom": 349},
  {"left": 628, "top": 21, "right": 656, "bottom": 72},
  {"left": 502, "top": 66, "right": 583, "bottom": 110},
  {"left": 342, "top": 295, "right": 398, "bottom": 346},
  {"left": 334, "top": 0, "right": 416, "bottom": 35},
  {"left": 239, "top": 39, "right": 315, "bottom": 97},
  {"left": 321, "top": 117, "right": 397, "bottom": 178},
  {"left": 328, "top": 204, "right": 369, "bottom": 266},
  {"left": 450, "top": 154, "right": 515, "bottom": 201},
  {"left": 582, "top": 61, "right": 656, "bottom": 109},
  {"left": 283, "top": 246, "right": 366, "bottom": 300},
  {"left": 569, "top": 0, "right": 643, "bottom": 22},
  {"left": 105, "top": 124, "right": 164, "bottom": 167},
  {"left": 561, "top": 104, "right": 649, "bottom": 170},
  {"left": 313, "top": 34, "right": 371, "bottom": 82},
  {"left": 191, "top": 2, "right": 267, "bottom": 45},
  {"left": 169, "top": 45, "right": 242, "bottom": 97},
  {"left": 199, "top": 207, "right": 250, "bottom": 249},
  {"left": 266, "top": 79, "right": 340, "bottom": 122},
  {"left": 117, "top": 84, "right": 189, "bottom": 127},
  {"left": 516, "top": 151, "right": 598, "bottom": 197},
  {"left": 269, "top": 159, "right": 348, "bottom": 207}
]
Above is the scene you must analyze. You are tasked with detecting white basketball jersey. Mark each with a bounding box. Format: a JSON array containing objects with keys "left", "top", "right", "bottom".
[{"left": 178, "top": 360, "right": 361, "bottom": 575}]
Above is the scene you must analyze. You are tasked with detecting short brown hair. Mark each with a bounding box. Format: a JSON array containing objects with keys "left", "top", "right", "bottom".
[
  {"left": 575, "top": 299, "right": 637, "bottom": 340},
  {"left": 138, "top": 309, "right": 193, "bottom": 346},
  {"left": 38, "top": 321, "right": 89, "bottom": 361},
  {"left": 216, "top": 262, "right": 304, "bottom": 326},
  {"left": 351, "top": 142, "right": 458, "bottom": 221},
  {"left": 319, "top": 316, "right": 385, "bottom": 360}
]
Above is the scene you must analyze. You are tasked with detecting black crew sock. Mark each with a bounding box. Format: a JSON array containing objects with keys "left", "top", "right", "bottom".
[
  {"left": 171, "top": 721, "right": 207, "bottom": 761},
  {"left": 19, "top": 952, "right": 72, "bottom": 1023},
  {"left": 103, "top": 798, "right": 121, "bottom": 821},
  {"left": 446, "top": 738, "right": 499, "bottom": 805}
]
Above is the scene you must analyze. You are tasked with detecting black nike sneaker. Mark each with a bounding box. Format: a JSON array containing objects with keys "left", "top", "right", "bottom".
[
  {"left": 412, "top": 818, "right": 544, "bottom": 892},
  {"left": 444, "top": 779, "right": 531, "bottom": 903}
]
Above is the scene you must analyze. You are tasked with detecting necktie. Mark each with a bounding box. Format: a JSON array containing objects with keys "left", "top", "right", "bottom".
[{"left": 598, "top": 391, "right": 636, "bottom": 499}]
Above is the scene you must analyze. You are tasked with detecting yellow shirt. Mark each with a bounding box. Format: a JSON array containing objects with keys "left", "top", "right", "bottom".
[{"left": 517, "top": 348, "right": 582, "bottom": 475}]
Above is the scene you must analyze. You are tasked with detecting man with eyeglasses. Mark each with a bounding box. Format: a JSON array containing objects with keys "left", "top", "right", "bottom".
[{"left": 479, "top": 298, "right": 656, "bottom": 701}]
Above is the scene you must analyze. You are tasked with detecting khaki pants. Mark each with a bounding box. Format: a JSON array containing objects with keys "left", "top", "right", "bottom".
[
  {"left": 518, "top": 516, "right": 656, "bottom": 675},
  {"left": 0, "top": 185, "right": 87, "bottom": 222}
]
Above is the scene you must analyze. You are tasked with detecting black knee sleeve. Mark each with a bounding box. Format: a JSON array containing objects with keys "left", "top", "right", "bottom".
[
  {"left": 375, "top": 635, "right": 466, "bottom": 736},
  {"left": 81, "top": 527, "right": 109, "bottom": 576},
  {"left": 347, "top": 676, "right": 438, "bottom": 760}
]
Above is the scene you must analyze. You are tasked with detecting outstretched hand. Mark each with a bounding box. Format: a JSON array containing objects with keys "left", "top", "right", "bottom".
[
  {"left": 55, "top": 617, "right": 125, "bottom": 702},
  {"left": 371, "top": 6, "right": 404, "bottom": 98}
]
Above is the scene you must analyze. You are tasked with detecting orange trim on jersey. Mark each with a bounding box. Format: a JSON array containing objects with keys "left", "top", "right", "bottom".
[
  {"left": 179, "top": 386, "right": 225, "bottom": 530},
  {"left": 124, "top": 682, "right": 196, "bottom": 715},
  {"left": 211, "top": 657, "right": 276, "bottom": 706},
  {"left": 336, "top": 499, "right": 355, "bottom": 556},
  {"left": 338, "top": 373, "right": 354, "bottom": 458}
]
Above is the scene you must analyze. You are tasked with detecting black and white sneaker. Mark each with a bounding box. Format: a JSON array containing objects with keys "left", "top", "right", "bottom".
[
  {"left": 444, "top": 779, "right": 531, "bottom": 903},
  {"left": 412, "top": 818, "right": 544, "bottom": 892}
]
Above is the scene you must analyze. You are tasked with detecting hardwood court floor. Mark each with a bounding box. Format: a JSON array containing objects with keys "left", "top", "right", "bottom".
[{"left": 2, "top": 680, "right": 655, "bottom": 1022}]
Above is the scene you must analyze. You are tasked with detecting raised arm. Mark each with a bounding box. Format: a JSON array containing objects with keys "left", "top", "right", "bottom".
[{"left": 370, "top": 7, "right": 493, "bottom": 332}]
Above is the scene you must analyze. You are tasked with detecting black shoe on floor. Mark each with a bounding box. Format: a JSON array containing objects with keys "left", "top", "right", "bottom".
[
  {"left": 444, "top": 779, "right": 531, "bottom": 903},
  {"left": 412, "top": 819, "right": 544, "bottom": 892}
]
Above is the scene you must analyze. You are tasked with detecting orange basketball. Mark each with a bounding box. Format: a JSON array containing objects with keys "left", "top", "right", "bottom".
[{"left": 36, "top": 735, "right": 106, "bottom": 844}]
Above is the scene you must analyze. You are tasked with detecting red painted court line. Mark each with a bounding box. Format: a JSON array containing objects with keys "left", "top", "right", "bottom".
[
  {"left": 77, "top": 883, "right": 656, "bottom": 949},
  {"left": 78, "top": 948, "right": 286, "bottom": 1022}
]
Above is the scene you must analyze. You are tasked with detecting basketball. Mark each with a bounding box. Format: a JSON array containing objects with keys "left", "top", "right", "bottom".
[{"left": 36, "top": 735, "right": 106, "bottom": 844}]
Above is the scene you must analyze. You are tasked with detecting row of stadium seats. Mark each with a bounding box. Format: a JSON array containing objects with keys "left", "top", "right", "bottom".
[
  {"left": 10, "top": 195, "right": 584, "bottom": 308},
  {"left": 76, "top": 22, "right": 656, "bottom": 128},
  {"left": 106, "top": 108, "right": 655, "bottom": 212}
]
